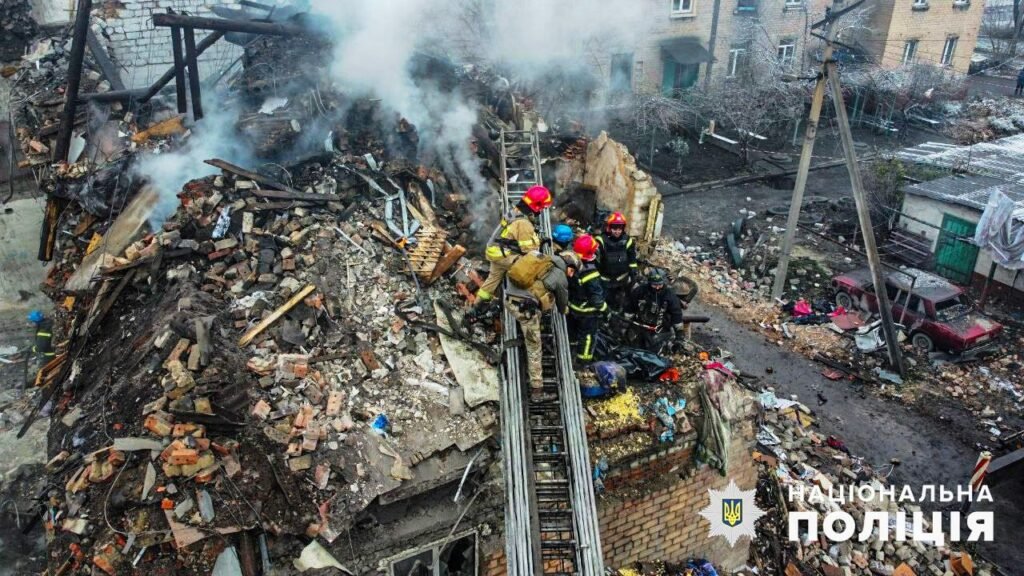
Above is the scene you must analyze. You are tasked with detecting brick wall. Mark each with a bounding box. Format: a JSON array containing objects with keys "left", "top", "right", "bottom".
[
  {"left": 724, "top": 0, "right": 831, "bottom": 79},
  {"left": 483, "top": 404, "right": 759, "bottom": 575},
  {"left": 866, "top": 0, "right": 983, "bottom": 74},
  {"left": 49, "top": 0, "right": 245, "bottom": 89},
  {"left": 588, "top": 0, "right": 737, "bottom": 93}
]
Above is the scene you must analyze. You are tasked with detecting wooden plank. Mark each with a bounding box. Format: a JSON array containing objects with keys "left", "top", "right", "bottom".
[
  {"left": 205, "top": 159, "right": 303, "bottom": 195},
  {"left": 238, "top": 284, "right": 316, "bottom": 347},
  {"left": 427, "top": 244, "right": 466, "bottom": 284},
  {"left": 251, "top": 188, "right": 340, "bottom": 202},
  {"left": 86, "top": 29, "right": 125, "bottom": 91}
]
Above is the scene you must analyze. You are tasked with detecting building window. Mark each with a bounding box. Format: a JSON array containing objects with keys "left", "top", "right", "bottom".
[
  {"left": 785, "top": 0, "right": 803, "bottom": 7},
  {"left": 941, "top": 36, "right": 958, "bottom": 65},
  {"left": 610, "top": 53, "right": 634, "bottom": 93},
  {"left": 777, "top": 40, "right": 796, "bottom": 69},
  {"left": 901, "top": 39, "right": 918, "bottom": 64},
  {"left": 727, "top": 47, "right": 747, "bottom": 76},
  {"left": 672, "top": 0, "right": 695, "bottom": 16},
  {"left": 387, "top": 532, "right": 478, "bottom": 576},
  {"left": 736, "top": 0, "right": 757, "bottom": 13}
]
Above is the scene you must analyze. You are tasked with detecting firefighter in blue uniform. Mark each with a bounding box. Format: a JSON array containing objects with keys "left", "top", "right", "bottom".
[{"left": 567, "top": 234, "right": 606, "bottom": 363}]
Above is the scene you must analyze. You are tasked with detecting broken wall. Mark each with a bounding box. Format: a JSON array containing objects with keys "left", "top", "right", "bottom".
[
  {"left": 557, "top": 131, "right": 663, "bottom": 243},
  {"left": 483, "top": 399, "right": 758, "bottom": 573}
]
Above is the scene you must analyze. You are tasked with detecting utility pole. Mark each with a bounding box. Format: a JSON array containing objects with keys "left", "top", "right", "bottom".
[
  {"left": 771, "top": 12, "right": 837, "bottom": 300},
  {"left": 771, "top": 0, "right": 905, "bottom": 375},
  {"left": 826, "top": 59, "right": 904, "bottom": 375}
]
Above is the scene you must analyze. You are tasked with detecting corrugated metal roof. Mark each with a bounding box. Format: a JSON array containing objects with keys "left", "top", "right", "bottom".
[
  {"left": 898, "top": 134, "right": 1024, "bottom": 184},
  {"left": 900, "top": 135, "right": 1024, "bottom": 221},
  {"left": 905, "top": 174, "right": 1024, "bottom": 221}
]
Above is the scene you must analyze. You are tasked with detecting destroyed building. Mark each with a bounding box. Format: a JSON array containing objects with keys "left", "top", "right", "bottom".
[{"left": 0, "top": 4, "right": 769, "bottom": 575}]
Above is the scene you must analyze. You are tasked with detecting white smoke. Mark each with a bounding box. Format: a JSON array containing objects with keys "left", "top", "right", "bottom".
[
  {"left": 134, "top": 105, "right": 252, "bottom": 226},
  {"left": 308, "top": 0, "right": 644, "bottom": 196},
  {"left": 135, "top": 0, "right": 645, "bottom": 223}
]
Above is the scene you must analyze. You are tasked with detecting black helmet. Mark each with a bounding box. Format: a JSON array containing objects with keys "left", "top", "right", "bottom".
[{"left": 647, "top": 269, "right": 666, "bottom": 286}]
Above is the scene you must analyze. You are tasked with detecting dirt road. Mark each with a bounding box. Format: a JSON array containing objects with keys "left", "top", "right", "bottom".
[{"left": 687, "top": 300, "right": 1024, "bottom": 569}]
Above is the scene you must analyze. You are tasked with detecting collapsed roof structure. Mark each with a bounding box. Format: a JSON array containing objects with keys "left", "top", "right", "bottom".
[{"left": 4, "top": 3, "right": 661, "bottom": 574}]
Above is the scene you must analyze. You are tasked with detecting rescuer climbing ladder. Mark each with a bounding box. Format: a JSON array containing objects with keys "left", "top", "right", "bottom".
[{"left": 497, "top": 129, "right": 604, "bottom": 576}]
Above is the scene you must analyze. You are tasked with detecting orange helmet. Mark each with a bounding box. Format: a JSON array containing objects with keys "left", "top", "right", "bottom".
[
  {"left": 573, "top": 234, "right": 599, "bottom": 262},
  {"left": 605, "top": 211, "right": 627, "bottom": 231},
  {"left": 521, "top": 186, "right": 553, "bottom": 214}
]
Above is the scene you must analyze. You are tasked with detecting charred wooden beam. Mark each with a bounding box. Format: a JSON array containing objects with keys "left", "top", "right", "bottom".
[
  {"left": 152, "top": 13, "right": 310, "bottom": 36},
  {"left": 44, "top": 0, "right": 91, "bottom": 262},
  {"left": 79, "top": 31, "right": 225, "bottom": 103},
  {"left": 183, "top": 26, "right": 203, "bottom": 120},
  {"left": 169, "top": 24, "right": 188, "bottom": 114},
  {"left": 204, "top": 158, "right": 303, "bottom": 195},
  {"left": 85, "top": 28, "right": 125, "bottom": 91},
  {"left": 54, "top": 0, "right": 91, "bottom": 163}
]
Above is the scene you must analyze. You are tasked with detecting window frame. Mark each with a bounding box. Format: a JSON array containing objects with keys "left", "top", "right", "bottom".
[
  {"left": 901, "top": 39, "right": 919, "bottom": 65},
  {"left": 671, "top": 0, "right": 695, "bottom": 16},
  {"left": 736, "top": 0, "right": 758, "bottom": 13},
  {"left": 386, "top": 531, "right": 479, "bottom": 576},
  {"left": 941, "top": 36, "right": 958, "bottom": 66},
  {"left": 777, "top": 39, "right": 796, "bottom": 68},
  {"left": 727, "top": 46, "right": 747, "bottom": 77},
  {"left": 610, "top": 52, "right": 635, "bottom": 93}
]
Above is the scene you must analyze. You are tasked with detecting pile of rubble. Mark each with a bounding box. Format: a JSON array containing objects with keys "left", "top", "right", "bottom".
[
  {"left": 7, "top": 14, "right": 568, "bottom": 571},
  {"left": 656, "top": 240, "right": 1024, "bottom": 439},
  {"left": 754, "top": 391, "right": 994, "bottom": 576},
  {"left": 0, "top": 0, "right": 38, "bottom": 63},
  {"left": 34, "top": 132, "right": 508, "bottom": 572}
]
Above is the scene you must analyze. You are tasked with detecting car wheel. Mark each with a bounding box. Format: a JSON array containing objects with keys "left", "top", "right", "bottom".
[
  {"left": 834, "top": 291, "right": 854, "bottom": 310},
  {"left": 911, "top": 332, "right": 933, "bottom": 353}
]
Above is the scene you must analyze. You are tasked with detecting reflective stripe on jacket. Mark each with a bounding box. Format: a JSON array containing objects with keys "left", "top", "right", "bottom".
[
  {"left": 568, "top": 265, "right": 607, "bottom": 315},
  {"left": 485, "top": 212, "right": 540, "bottom": 261}
]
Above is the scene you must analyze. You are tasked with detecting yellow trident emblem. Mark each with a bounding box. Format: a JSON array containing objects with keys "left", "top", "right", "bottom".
[{"left": 722, "top": 498, "right": 742, "bottom": 527}]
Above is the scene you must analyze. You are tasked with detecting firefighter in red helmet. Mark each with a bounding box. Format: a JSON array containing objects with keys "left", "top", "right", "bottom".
[
  {"left": 466, "top": 186, "right": 553, "bottom": 321},
  {"left": 595, "top": 211, "right": 638, "bottom": 311},
  {"left": 566, "top": 234, "right": 606, "bottom": 363}
]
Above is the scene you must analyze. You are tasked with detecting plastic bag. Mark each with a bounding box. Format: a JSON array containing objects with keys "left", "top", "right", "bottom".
[{"left": 592, "top": 361, "right": 626, "bottom": 391}]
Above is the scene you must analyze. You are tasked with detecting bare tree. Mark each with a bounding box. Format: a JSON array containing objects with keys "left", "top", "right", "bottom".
[{"left": 677, "top": 22, "right": 807, "bottom": 165}]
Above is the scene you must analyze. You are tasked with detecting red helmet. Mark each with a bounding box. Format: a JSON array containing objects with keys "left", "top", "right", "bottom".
[
  {"left": 573, "top": 234, "right": 599, "bottom": 262},
  {"left": 522, "top": 186, "right": 553, "bottom": 214},
  {"left": 605, "top": 211, "right": 627, "bottom": 231}
]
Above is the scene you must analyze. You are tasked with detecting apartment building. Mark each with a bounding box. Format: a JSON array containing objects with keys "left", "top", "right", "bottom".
[
  {"left": 859, "top": 0, "right": 984, "bottom": 74},
  {"left": 593, "top": 0, "right": 830, "bottom": 95},
  {"left": 724, "top": 0, "right": 830, "bottom": 80},
  {"left": 593, "top": 0, "right": 734, "bottom": 95}
]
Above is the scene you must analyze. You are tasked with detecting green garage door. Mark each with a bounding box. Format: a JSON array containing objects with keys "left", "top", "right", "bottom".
[{"left": 934, "top": 214, "right": 978, "bottom": 285}]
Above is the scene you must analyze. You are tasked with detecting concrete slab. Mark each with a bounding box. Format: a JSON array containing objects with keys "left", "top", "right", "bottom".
[{"left": 0, "top": 197, "right": 50, "bottom": 314}]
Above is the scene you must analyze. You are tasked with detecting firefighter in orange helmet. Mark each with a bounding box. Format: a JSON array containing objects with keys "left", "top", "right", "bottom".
[
  {"left": 567, "top": 234, "right": 606, "bottom": 363},
  {"left": 595, "top": 211, "right": 638, "bottom": 311},
  {"left": 466, "top": 186, "right": 553, "bottom": 321}
]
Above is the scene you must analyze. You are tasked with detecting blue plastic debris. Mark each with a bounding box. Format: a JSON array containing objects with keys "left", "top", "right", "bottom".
[{"left": 370, "top": 414, "right": 390, "bottom": 436}]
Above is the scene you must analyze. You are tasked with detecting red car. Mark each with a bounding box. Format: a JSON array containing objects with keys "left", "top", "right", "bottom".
[{"left": 831, "top": 267, "right": 1003, "bottom": 354}]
